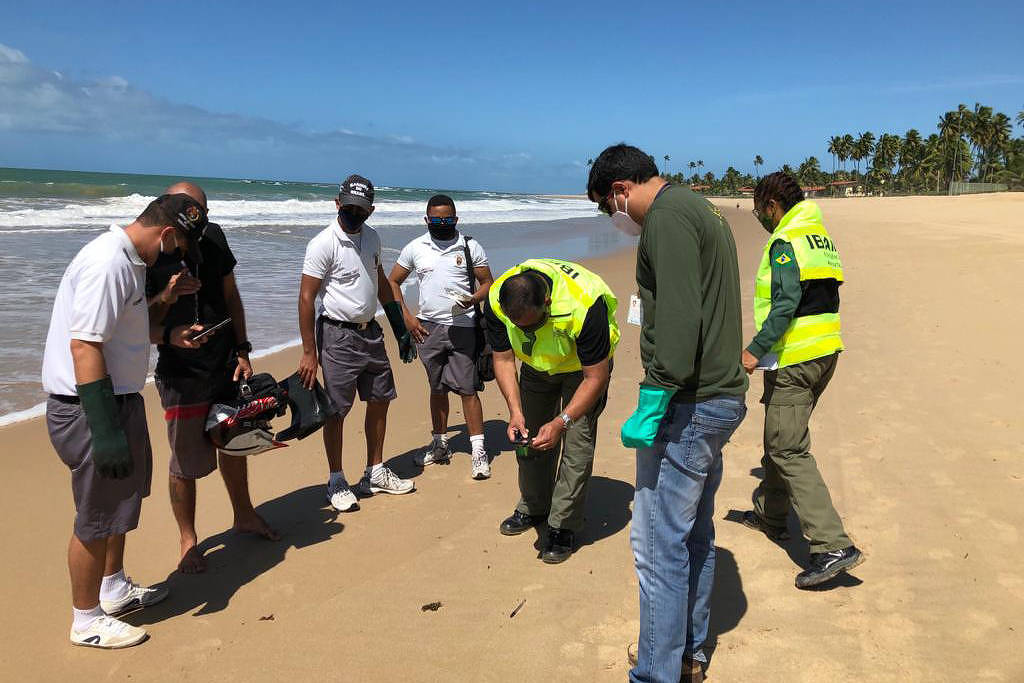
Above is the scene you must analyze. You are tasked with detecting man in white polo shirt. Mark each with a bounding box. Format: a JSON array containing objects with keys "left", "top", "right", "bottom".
[
  {"left": 388, "top": 194, "right": 494, "bottom": 479},
  {"left": 42, "top": 193, "right": 208, "bottom": 649},
  {"left": 297, "top": 174, "right": 417, "bottom": 512}
]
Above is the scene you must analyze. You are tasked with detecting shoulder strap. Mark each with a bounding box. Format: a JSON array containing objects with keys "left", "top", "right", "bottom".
[{"left": 462, "top": 236, "right": 484, "bottom": 321}]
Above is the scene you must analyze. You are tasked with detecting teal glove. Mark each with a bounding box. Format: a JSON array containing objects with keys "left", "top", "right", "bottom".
[
  {"left": 621, "top": 384, "right": 677, "bottom": 449},
  {"left": 383, "top": 301, "right": 417, "bottom": 363},
  {"left": 77, "top": 376, "right": 133, "bottom": 479}
]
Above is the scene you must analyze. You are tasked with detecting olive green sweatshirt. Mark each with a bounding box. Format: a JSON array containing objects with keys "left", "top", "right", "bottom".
[{"left": 636, "top": 186, "right": 749, "bottom": 401}]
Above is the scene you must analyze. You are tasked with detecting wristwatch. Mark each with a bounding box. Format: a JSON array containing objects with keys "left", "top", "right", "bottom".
[
  {"left": 559, "top": 412, "right": 573, "bottom": 429},
  {"left": 235, "top": 341, "right": 253, "bottom": 355}
]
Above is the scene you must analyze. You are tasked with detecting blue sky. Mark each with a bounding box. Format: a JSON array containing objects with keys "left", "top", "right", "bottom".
[{"left": 1, "top": 0, "right": 1022, "bottom": 193}]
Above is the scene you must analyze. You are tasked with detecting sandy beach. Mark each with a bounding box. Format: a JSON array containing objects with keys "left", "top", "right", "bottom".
[{"left": 1, "top": 194, "right": 1022, "bottom": 681}]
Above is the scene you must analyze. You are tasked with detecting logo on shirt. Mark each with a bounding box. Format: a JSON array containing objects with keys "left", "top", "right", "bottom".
[
  {"left": 775, "top": 254, "right": 792, "bottom": 265},
  {"left": 456, "top": 255, "right": 464, "bottom": 267}
]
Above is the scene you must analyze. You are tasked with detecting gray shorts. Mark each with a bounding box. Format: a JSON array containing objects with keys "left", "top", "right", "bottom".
[
  {"left": 46, "top": 394, "right": 153, "bottom": 543},
  {"left": 416, "top": 320, "right": 480, "bottom": 396},
  {"left": 317, "top": 317, "right": 397, "bottom": 418},
  {"left": 156, "top": 375, "right": 233, "bottom": 479}
]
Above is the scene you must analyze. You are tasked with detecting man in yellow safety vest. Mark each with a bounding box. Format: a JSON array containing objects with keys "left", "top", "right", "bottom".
[
  {"left": 740, "top": 171, "right": 864, "bottom": 589},
  {"left": 484, "top": 258, "right": 618, "bottom": 564}
]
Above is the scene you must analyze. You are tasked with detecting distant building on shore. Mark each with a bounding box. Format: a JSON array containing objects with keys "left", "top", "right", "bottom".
[
  {"left": 690, "top": 184, "right": 711, "bottom": 193},
  {"left": 830, "top": 180, "right": 863, "bottom": 197},
  {"left": 802, "top": 185, "right": 826, "bottom": 198},
  {"left": 738, "top": 186, "right": 755, "bottom": 197}
]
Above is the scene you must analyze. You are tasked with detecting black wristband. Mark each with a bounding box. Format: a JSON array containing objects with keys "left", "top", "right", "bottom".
[{"left": 162, "top": 325, "right": 172, "bottom": 346}]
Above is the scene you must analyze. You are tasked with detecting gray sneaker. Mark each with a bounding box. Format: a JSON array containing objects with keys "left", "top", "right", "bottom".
[
  {"left": 414, "top": 441, "right": 451, "bottom": 467},
  {"left": 357, "top": 466, "right": 415, "bottom": 496}
]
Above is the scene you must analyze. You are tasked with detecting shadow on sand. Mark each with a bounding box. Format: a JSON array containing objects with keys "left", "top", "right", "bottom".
[{"left": 127, "top": 485, "right": 343, "bottom": 624}]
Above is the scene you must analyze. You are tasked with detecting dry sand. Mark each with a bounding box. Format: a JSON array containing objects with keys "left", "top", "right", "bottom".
[{"left": 1, "top": 193, "right": 1022, "bottom": 681}]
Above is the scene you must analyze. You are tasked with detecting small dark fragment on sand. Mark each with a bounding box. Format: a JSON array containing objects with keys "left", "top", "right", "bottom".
[
  {"left": 422, "top": 601, "right": 443, "bottom": 612},
  {"left": 259, "top": 614, "right": 275, "bottom": 621},
  {"left": 509, "top": 599, "right": 526, "bottom": 618}
]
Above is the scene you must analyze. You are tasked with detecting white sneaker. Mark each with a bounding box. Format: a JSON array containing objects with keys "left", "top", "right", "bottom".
[
  {"left": 70, "top": 615, "right": 147, "bottom": 649},
  {"left": 471, "top": 451, "right": 491, "bottom": 480},
  {"left": 414, "top": 441, "right": 451, "bottom": 467},
  {"left": 100, "top": 578, "right": 169, "bottom": 615},
  {"left": 357, "top": 466, "right": 415, "bottom": 496},
  {"left": 327, "top": 480, "right": 360, "bottom": 512}
]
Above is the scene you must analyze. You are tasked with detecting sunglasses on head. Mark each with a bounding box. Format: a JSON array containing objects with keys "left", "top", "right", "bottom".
[{"left": 427, "top": 216, "right": 459, "bottom": 227}]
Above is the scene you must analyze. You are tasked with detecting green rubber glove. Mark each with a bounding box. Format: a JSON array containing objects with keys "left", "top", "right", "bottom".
[
  {"left": 77, "top": 376, "right": 134, "bottom": 479},
  {"left": 621, "top": 384, "right": 677, "bottom": 449},
  {"left": 383, "top": 301, "right": 417, "bottom": 363}
]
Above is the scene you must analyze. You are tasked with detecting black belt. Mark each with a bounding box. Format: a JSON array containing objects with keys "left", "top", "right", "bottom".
[
  {"left": 50, "top": 393, "right": 137, "bottom": 405},
  {"left": 320, "top": 316, "right": 377, "bottom": 331}
]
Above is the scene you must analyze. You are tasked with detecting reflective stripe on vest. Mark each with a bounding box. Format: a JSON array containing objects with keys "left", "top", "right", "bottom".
[
  {"left": 753, "top": 201, "right": 844, "bottom": 368},
  {"left": 489, "top": 259, "right": 619, "bottom": 374}
]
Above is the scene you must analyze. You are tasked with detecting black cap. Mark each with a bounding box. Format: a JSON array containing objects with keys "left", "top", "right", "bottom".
[
  {"left": 338, "top": 174, "right": 374, "bottom": 209},
  {"left": 156, "top": 193, "right": 208, "bottom": 264}
]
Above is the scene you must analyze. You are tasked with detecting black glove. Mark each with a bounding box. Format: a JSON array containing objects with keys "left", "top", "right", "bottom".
[
  {"left": 383, "top": 301, "right": 417, "bottom": 363},
  {"left": 77, "top": 376, "right": 133, "bottom": 479}
]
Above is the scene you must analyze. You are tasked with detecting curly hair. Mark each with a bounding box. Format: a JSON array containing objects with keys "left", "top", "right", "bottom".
[{"left": 754, "top": 172, "right": 804, "bottom": 212}]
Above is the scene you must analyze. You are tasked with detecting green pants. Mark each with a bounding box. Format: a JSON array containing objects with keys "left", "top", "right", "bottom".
[
  {"left": 753, "top": 352, "right": 851, "bottom": 553},
  {"left": 516, "top": 363, "right": 607, "bottom": 533}
]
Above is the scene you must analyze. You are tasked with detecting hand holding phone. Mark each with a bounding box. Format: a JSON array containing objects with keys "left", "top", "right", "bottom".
[{"left": 191, "top": 317, "right": 232, "bottom": 342}]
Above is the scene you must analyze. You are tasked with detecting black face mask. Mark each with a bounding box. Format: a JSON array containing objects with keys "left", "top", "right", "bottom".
[
  {"left": 428, "top": 226, "right": 457, "bottom": 240},
  {"left": 338, "top": 207, "right": 368, "bottom": 232}
]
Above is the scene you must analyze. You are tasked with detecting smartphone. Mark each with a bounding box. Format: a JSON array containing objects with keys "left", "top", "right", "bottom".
[
  {"left": 512, "top": 429, "right": 531, "bottom": 445},
  {"left": 191, "top": 317, "right": 232, "bottom": 342}
]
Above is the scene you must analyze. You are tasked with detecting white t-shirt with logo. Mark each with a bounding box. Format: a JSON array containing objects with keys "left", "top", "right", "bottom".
[
  {"left": 396, "top": 232, "right": 488, "bottom": 327},
  {"left": 302, "top": 219, "right": 382, "bottom": 323},
  {"left": 42, "top": 225, "right": 150, "bottom": 396}
]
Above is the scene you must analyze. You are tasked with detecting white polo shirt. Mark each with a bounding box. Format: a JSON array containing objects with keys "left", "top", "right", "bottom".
[
  {"left": 302, "top": 219, "right": 382, "bottom": 323},
  {"left": 396, "top": 232, "right": 488, "bottom": 327},
  {"left": 42, "top": 225, "right": 150, "bottom": 396}
]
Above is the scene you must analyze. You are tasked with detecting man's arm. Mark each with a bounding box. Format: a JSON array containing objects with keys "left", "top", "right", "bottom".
[
  {"left": 643, "top": 209, "right": 703, "bottom": 389},
  {"left": 387, "top": 263, "right": 428, "bottom": 342},
  {"left": 223, "top": 273, "right": 253, "bottom": 380},
  {"left": 744, "top": 241, "right": 800, "bottom": 370},
  {"left": 376, "top": 264, "right": 396, "bottom": 305},
  {"left": 297, "top": 274, "right": 323, "bottom": 389},
  {"left": 470, "top": 265, "right": 494, "bottom": 305}
]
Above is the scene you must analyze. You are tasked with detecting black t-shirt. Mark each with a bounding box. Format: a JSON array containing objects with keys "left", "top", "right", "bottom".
[
  {"left": 484, "top": 273, "right": 611, "bottom": 368},
  {"left": 146, "top": 222, "right": 238, "bottom": 380}
]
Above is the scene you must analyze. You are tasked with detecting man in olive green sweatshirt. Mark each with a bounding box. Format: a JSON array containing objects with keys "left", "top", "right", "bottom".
[{"left": 588, "top": 144, "right": 747, "bottom": 683}]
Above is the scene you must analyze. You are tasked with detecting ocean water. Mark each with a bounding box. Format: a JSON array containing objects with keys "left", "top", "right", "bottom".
[{"left": 0, "top": 167, "right": 626, "bottom": 423}]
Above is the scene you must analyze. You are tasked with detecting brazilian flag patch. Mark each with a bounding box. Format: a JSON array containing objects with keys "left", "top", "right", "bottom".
[{"left": 775, "top": 253, "right": 792, "bottom": 265}]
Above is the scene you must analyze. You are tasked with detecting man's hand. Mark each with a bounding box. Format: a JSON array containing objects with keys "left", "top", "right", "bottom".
[
  {"left": 741, "top": 349, "right": 759, "bottom": 375},
  {"left": 298, "top": 350, "right": 319, "bottom": 390},
  {"left": 506, "top": 411, "right": 528, "bottom": 445},
  {"left": 234, "top": 356, "right": 254, "bottom": 382},
  {"left": 531, "top": 418, "right": 566, "bottom": 451},
  {"left": 169, "top": 324, "right": 208, "bottom": 349},
  {"left": 406, "top": 315, "right": 429, "bottom": 343},
  {"left": 159, "top": 268, "right": 201, "bottom": 305},
  {"left": 398, "top": 332, "right": 417, "bottom": 363}
]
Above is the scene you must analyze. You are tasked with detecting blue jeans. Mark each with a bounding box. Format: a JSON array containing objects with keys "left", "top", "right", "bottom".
[{"left": 629, "top": 395, "right": 746, "bottom": 683}]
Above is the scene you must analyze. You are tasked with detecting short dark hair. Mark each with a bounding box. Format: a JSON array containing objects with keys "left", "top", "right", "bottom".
[
  {"left": 499, "top": 272, "right": 548, "bottom": 320},
  {"left": 754, "top": 172, "right": 804, "bottom": 212},
  {"left": 426, "top": 194, "right": 456, "bottom": 214},
  {"left": 137, "top": 198, "right": 175, "bottom": 228},
  {"left": 586, "top": 144, "right": 659, "bottom": 201}
]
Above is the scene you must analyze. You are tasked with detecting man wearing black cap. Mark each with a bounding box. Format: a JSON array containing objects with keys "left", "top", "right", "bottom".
[
  {"left": 298, "top": 174, "right": 417, "bottom": 511},
  {"left": 42, "top": 194, "right": 207, "bottom": 648},
  {"left": 147, "top": 182, "right": 280, "bottom": 575}
]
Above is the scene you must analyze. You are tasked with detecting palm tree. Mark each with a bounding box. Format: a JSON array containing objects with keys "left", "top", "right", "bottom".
[
  {"left": 697, "top": 160, "right": 704, "bottom": 176},
  {"left": 587, "top": 158, "right": 594, "bottom": 167},
  {"left": 854, "top": 131, "right": 875, "bottom": 176},
  {"left": 797, "top": 156, "right": 821, "bottom": 186},
  {"left": 827, "top": 136, "right": 842, "bottom": 175},
  {"left": 664, "top": 155, "right": 671, "bottom": 175},
  {"left": 689, "top": 161, "right": 697, "bottom": 177},
  {"left": 754, "top": 155, "right": 764, "bottom": 178},
  {"left": 1017, "top": 107, "right": 1024, "bottom": 130},
  {"left": 840, "top": 134, "right": 855, "bottom": 173},
  {"left": 899, "top": 129, "right": 923, "bottom": 192}
]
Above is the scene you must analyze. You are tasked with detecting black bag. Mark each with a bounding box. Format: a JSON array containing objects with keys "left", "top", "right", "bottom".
[{"left": 462, "top": 236, "right": 494, "bottom": 385}]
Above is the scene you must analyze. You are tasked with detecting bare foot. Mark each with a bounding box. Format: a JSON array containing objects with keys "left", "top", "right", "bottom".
[
  {"left": 178, "top": 542, "right": 207, "bottom": 574},
  {"left": 233, "top": 512, "right": 281, "bottom": 541}
]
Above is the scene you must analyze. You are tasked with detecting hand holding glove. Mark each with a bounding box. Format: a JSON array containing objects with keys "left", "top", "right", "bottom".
[{"left": 621, "top": 384, "right": 677, "bottom": 449}]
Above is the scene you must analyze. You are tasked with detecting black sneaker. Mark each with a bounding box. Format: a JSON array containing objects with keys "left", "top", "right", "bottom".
[
  {"left": 741, "top": 510, "right": 791, "bottom": 541},
  {"left": 795, "top": 546, "right": 864, "bottom": 588},
  {"left": 541, "top": 528, "right": 575, "bottom": 564},
  {"left": 499, "top": 510, "right": 545, "bottom": 536}
]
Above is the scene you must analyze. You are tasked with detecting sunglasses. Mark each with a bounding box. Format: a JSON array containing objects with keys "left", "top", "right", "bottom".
[
  {"left": 597, "top": 190, "right": 615, "bottom": 217},
  {"left": 515, "top": 310, "right": 548, "bottom": 334},
  {"left": 427, "top": 216, "right": 459, "bottom": 227}
]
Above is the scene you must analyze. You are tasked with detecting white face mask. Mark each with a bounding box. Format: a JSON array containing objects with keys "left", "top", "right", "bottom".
[{"left": 611, "top": 192, "right": 642, "bottom": 236}]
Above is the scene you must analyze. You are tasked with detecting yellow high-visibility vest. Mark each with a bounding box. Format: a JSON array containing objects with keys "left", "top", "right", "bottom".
[
  {"left": 753, "top": 201, "right": 844, "bottom": 368},
  {"left": 490, "top": 259, "right": 619, "bottom": 374}
]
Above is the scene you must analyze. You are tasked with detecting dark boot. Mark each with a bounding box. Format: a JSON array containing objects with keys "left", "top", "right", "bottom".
[
  {"left": 540, "top": 527, "right": 575, "bottom": 564},
  {"left": 796, "top": 546, "right": 864, "bottom": 588},
  {"left": 499, "top": 510, "right": 545, "bottom": 536}
]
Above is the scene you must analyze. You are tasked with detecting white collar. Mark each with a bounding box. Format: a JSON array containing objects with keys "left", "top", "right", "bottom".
[
  {"left": 419, "top": 231, "right": 464, "bottom": 252},
  {"left": 109, "top": 224, "right": 146, "bottom": 267}
]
